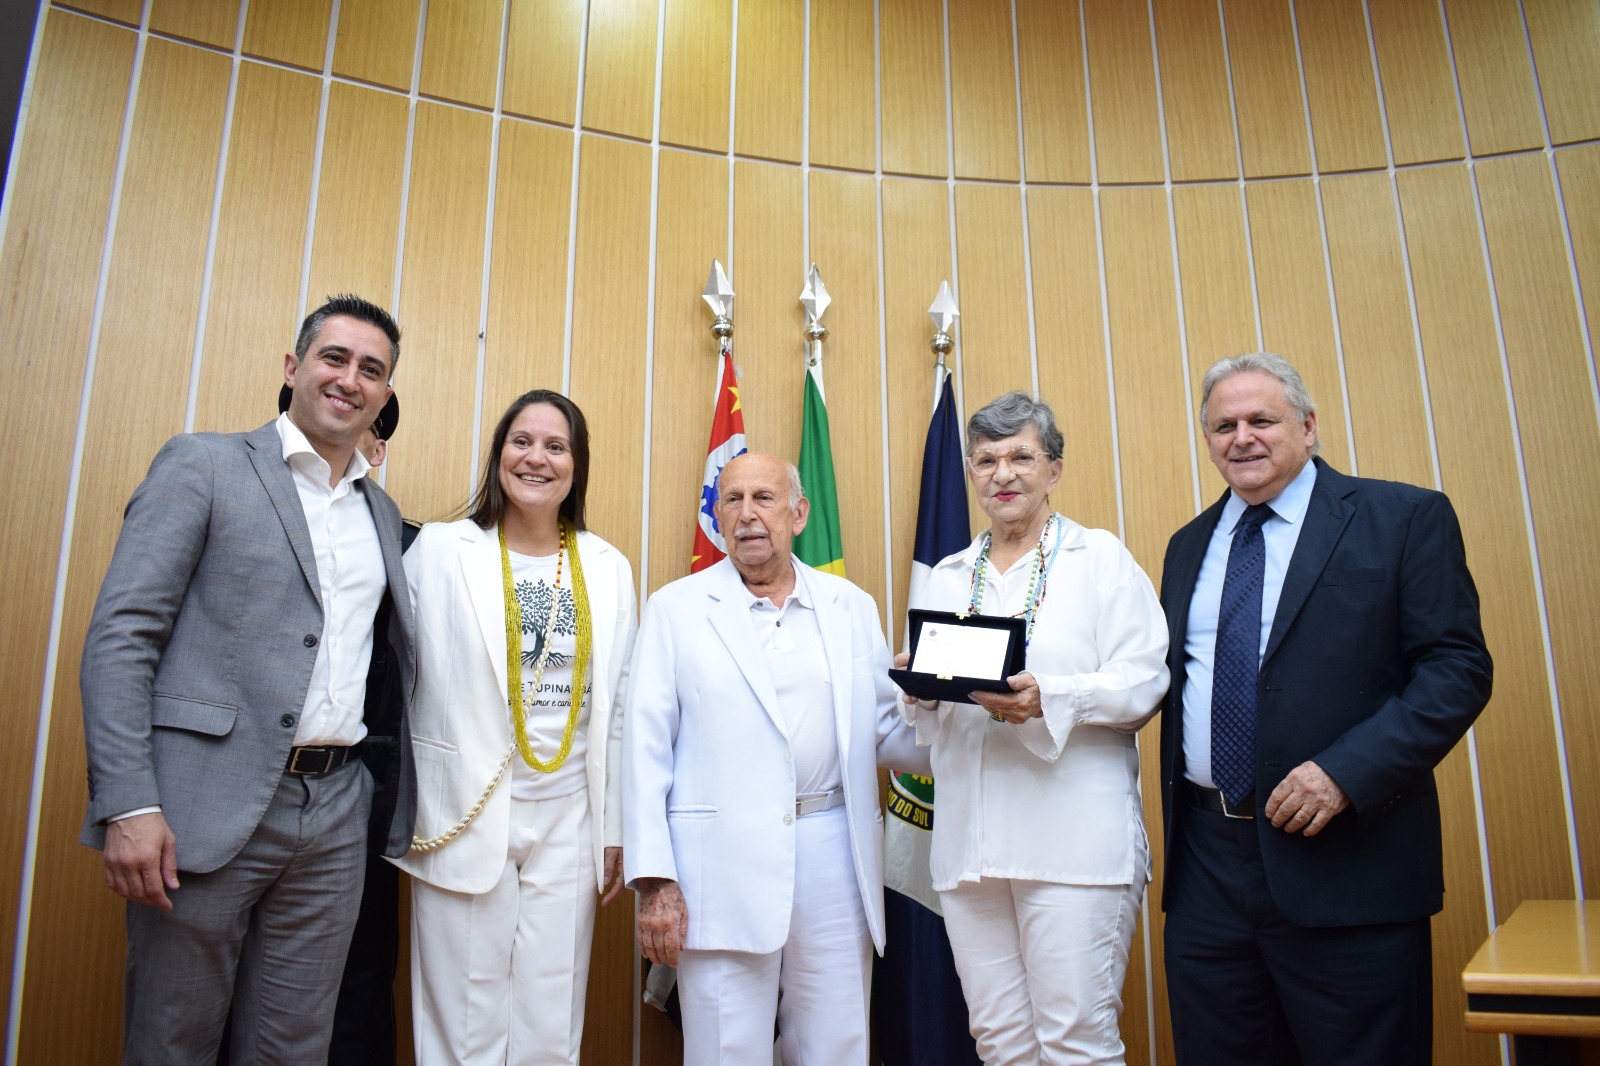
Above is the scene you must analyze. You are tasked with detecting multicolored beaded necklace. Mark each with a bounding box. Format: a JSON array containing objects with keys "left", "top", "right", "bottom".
[{"left": 965, "top": 513, "right": 1062, "bottom": 648}]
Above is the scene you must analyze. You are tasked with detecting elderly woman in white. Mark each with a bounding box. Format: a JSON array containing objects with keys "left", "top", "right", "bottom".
[{"left": 896, "top": 391, "right": 1168, "bottom": 1065}]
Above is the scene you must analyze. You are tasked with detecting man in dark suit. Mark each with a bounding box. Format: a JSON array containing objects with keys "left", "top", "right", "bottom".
[
  {"left": 81, "top": 294, "right": 417, "bottom": 1063},
  {"left": 1158, "top": 352, "right": 1492, "bottom": 1065}
]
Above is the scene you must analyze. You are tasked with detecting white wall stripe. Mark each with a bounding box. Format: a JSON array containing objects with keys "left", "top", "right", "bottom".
[
  {"left": 294, "top": 0, "right": 342, "bottom": 325},
  {"left": 1007, "top": 0, "right": 1040, "bottom": 400},
  {"left": 9, "top": 4, "right": 152, "bottom": 1053},
  {"left": 1213, "top": 0, "right": 1265, "bottom": 357},
  {"left": 183, "top": 0, "right": 250, "bottom": 435},
  {"left": 558, "top": 0, "right": 590, "bottom": 400},
  {"left": 465, "top": 0, "right": 512, "bottom": 499},
  {"left": 939, "top": 0, "right": 964, "bottom": 419},
  {"left": 1434, "top": 0, "right": 1580, "bottom": 916},
  {"left": 388, "top": 1, "right": 428, "bottom": 335},
  {"left": 1285, "top": 0, "right": 1357, "bottom": 479},
  {"left": 873, "top": 0, "right": 896, "bottom": 623},
  {"left": 1079, "top": 0, "right": 1128, "bottom": 543},
  {"left": 726, "top": 0, "right": 739, "bottom": 275}
]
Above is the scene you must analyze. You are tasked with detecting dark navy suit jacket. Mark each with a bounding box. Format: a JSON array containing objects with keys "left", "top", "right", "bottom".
[{"left": 1158, "top": 458, "right": 1492, "bottom": 927}]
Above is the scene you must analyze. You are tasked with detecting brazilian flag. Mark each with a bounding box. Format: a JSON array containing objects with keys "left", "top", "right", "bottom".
[{"left": 794, "top": 365, "right": 845, "bottom": 576}]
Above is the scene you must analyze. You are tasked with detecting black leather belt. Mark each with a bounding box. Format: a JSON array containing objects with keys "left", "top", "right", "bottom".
[
  {"left": 285, "top": 744, "right": 354, "bottom": 777},
  {"left": 1190, "top": 782, "right": 1254, "bottom": 819}
]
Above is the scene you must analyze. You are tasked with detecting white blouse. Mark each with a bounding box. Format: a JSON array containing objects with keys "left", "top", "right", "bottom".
[{"left": 904, "top": 514, "right": 1169, "bottom": 890}]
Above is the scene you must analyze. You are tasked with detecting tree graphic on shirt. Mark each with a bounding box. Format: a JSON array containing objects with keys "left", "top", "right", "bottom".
[{"left": 515, "top": 578, "right": 576, "bottom": 670}]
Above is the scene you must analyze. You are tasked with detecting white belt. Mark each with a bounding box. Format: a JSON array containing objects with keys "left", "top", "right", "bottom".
[{"left": 795, "top": 787, "right": 845, "bottom": 817}]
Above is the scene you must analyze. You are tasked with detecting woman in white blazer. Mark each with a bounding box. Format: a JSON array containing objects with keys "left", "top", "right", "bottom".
[{"left": 391, "top": 390, "right": 637, "bottom": 1065}]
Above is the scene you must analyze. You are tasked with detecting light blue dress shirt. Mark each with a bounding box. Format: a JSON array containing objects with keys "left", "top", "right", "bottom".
[{"left": 1181, "top": 460, "right": 1318, "bottom": 789}]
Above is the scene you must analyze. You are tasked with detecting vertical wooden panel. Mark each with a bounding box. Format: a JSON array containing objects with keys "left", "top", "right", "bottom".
[
  {"left": 1318, "top": 173, "right": 1431, "bottom": 487},
  {"left": 1440, "top": 0, "right": 1544, "bottom": 156},
  {"left": 383, "top": 102, "right": 492, "bottom": 520},
  {"left": 1222, "top": 0, "right": 1312, "bottom": 178},
  {"left": 809, "top": 0, "right": 876, "bottom": 172},
  {"left": 1082, "top": 0, "right": 1164, "bottom": 184},
  {"left": 0, "top": 14, "right": 133, "bottom": 1057},
  {"left": 194, "top": 62, "right": 321, "bottom": 434},
  {"left": 660, "top": 0, "right": 730, "bottom": 152},
  {"left": 504, "top": 0, "right": 582, "bottom": 124},
  {"left": 1173, "top": 183, "right": 1256, "bottom": 505},
  {"left": 1242, "top": 179, "right": 1349, "bottom": 467},
  {"left": 584, "top": 0, "right": 658, "bottom": 141},
  {"left": 809, "top": 170, "right": 888, "bottom": 605},
  {"left": 1477, "top": 153, "right": 1600, "bottom": 901},
  {"left": 420, "top": 0, "right": 501, "bottom": 110},
  {"left": 334, "top": 0, "right": 421, "bottom": 92},
  {"left": 243, "top": 0, "right": 331, "bottom": 71},
  {"left": 1368, "top": 0, "right": 1465, "bottom": 166},
  {"left": 150, "top": 0, "right": 236, "bottom": 49},
  {"left": 1398, "top": 163, "right": 1562, "bottom": 1064},
  {"left": 1524, "top": 0, "right": 1600, "bottom": 146},
  {"left": 19, "top": 36, "right": 231, "bottom": 1064},
  {"left": 1016, "top": 0, "right": 1090, "bottom": 184},
  {"left": 952, "top": 185, "right": 1032, "bottom": 531},
  {"left": 732, "top": 161, "right": 805, "bottom": 461},
  {"left": 1557, "top": 146, "right": 1600, "bottom": 368},
  {"left": 482, "top": 120, "right": 572, "bottom": 426},
  {"left": 734, "top": 0, "right": 803, "bottom": 163},
  {"left": 564, "top": 134, "right": 651, "bottom": 1066},
  {"left": 948, "top": 0, "right": 1018, "bottom": 182},
  {"left": 880, "top": 0, "right": 946, "bottom": 179},
  {"left": 307, "top": 83, "right": 409, "bottom": 309},
  {"left": 881, "top": 177, "right": 953, "bottom": 644},
  {"left": 1100, "top": 186, "right": 1194, "bottom": 1066},
  {"left": 1152, "top": 0, "right": 1239, "bottom": 183},
  {"left": 1295, "top": 0, "right": 1386, "bottom": 173},
  {"left": 648, "top": 149, "right": 728, "bottom": 598},
  {"left": 1029, "top": 188, "right": 1115, "bottom": 533}
]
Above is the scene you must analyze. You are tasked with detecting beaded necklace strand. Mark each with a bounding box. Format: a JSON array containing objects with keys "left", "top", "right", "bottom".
[{"left": 965, "top": 513, "right": 1061, "bottom": 648}]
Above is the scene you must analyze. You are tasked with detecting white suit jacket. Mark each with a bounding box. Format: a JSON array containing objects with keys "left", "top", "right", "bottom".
[
  {"left": 623, "top": 558, "right": 928, "bottom": 955},
  {"left": 391, "top": 520, "right": 636, "bottom": 894}
]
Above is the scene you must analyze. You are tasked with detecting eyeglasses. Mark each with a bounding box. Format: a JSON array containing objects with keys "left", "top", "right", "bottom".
[{"left": 967, "top": 449, "right": 1045, "bottom": 478}]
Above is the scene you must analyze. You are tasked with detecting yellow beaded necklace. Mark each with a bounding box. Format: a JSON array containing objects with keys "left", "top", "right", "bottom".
[{"left": 500, "top": 517, "right": 593, "bottom": 773}]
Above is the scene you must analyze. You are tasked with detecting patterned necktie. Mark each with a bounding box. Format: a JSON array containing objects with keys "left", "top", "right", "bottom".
[{"left": 1211, "top": 503, "right": 1273, "bottom": 807}]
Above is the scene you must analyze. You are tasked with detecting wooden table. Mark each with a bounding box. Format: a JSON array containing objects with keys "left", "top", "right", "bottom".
[{"left": 1463, "top": 900, "right": 1600, "bottom": 1064}]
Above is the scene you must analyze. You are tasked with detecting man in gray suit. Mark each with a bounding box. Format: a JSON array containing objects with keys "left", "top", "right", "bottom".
[{"left": 80, "top": 294, "right": 417, "bottom": 1064}]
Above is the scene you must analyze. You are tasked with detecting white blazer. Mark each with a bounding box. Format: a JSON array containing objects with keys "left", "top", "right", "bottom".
[
  {"left": 391, "top": 520, "right": 637, "bottom": 895},
  {"left": 623, "top": 558, "right": 928, "bottom": 955}
]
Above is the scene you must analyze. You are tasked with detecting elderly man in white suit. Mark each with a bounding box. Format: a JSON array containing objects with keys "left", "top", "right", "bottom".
[{"left": 625, "top": 452, "right": 928, "bottom": 1065}]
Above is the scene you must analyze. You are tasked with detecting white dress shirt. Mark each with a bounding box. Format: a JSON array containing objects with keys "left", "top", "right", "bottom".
[
  {"left": 277, "top": 413, "right": 386, "bottom": 746},
  {"left": 904, "top": 514, "right": 1169, "bottom": 889},
  {"left": 744, "top": 563, "right": 843, "bottom": 797},
  {"left": 1180, "top": 459, "right": 1317, "bottom": 788}
]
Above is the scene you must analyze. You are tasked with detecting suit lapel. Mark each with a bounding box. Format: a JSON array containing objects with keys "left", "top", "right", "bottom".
[
  {"left": 245, "top": 422, "right": 320, "bottom": 605},
  {"left": 806, "top": 566, "right": 854, "bottom": 765},
  {"left": 462, "top": 524, "right": 511, "bottom": 702},
  {"left": 1165, "top": 495, "right": 1226, "bottom": 672},
  {"left": 1264, "top": 460, "right": 1354, "bottom": 664},
  {"left": 706, "top": 561, "right": 789, "bottom": 738}
]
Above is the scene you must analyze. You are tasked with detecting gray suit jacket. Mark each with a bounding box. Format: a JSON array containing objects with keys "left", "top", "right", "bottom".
[{"left": 80, "top": 421, "right": 418, "bottom": 871}]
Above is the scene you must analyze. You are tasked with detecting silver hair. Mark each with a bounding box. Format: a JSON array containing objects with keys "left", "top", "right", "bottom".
[
  {"left": 714, "top": 454, "right": 806, "bottom": 508},
  {"left": 1199, "top": 352, "right": 1321, "bottom": 457},
  {"left": 965, "top": 391, "right": 1064, "bottom": 460}
]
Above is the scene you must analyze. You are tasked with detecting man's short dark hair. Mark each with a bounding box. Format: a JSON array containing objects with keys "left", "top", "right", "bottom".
[{"left": 295, "top": 294, "right": 401, "bottom": 375}]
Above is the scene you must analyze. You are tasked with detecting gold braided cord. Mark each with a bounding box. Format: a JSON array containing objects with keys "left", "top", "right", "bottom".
[
  {"left": 505, "top": 518, "right": 592, "bottom": 773},
  {"left": 408, "top": 520, "right": 594, "bottom": 853}
]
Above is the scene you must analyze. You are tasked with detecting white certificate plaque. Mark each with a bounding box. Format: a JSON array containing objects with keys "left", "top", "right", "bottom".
[{"left": 889, "top": 609, "right": 1027, "bottom": 703}]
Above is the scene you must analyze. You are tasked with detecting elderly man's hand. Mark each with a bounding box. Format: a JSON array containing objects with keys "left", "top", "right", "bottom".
[
  {"left": 1265, "top": 761, "right": 1350, "bottom": 837},
  {"left": 601, "top": 847, "right": 625, "bottom": 905},
  {"left": 635, "top": 878, "right": 688, "bottom": 966},
  {"left": 103, "top": 811, "right": 180, "bottom": 910},
  {"left": 969, "top": 672, "right": 1043, "bottom": 725}
]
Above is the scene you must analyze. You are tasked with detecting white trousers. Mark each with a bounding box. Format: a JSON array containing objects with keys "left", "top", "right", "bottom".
[
  {"left": 410, "top": 789, "right": 597, "bottom": 1066},
  {"left": 940, "top": 877, "right": 1144, "bottom": 1066},
  {"left": 676, "top": 806, "right": 871, "bottom": 1066}
]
